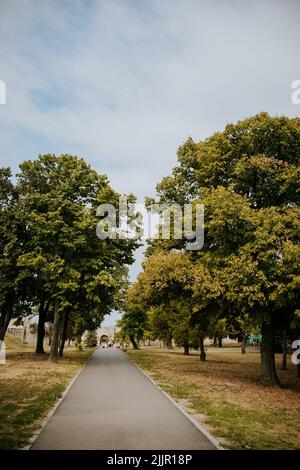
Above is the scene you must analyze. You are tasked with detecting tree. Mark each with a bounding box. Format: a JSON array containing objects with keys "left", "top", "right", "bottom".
[
  {"left": 133, "top": 251, "right": 198, "bottom": 354},
  {"left": 1, "top": 154, "right": 137, "bottom": 361},
  {"left": 0, "top": 168, "right": 31, "bottom": 349},
  {"left": 84, "top": 330, "right": 98, "bottom": 348},
  {"left": 119, "top": 282, "right": 148, "bottom": 349},
  {"left": 16, "top": 155, "right": 94, "bottom": 360},
  {"left": 170, "top": 301, "right": 193, "bottom": 355},
  {"left": 218, "top": 204, "right": 300, "bottom": 385},
  {"left": 156, "top": 113, "right": 300, "bottom": 209},
  {"left": 146, "top": 113, "right": 300, "bottom": 385},
  {"left": 230, "top": 314, "right": 260, "bottom": 354}
]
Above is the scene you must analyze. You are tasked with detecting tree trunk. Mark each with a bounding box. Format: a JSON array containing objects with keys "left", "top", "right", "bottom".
[
  {"left": 0, "top": 294, "right": 14, "bottom": 346},
  {"left": 129, "top": 334, "right": 139, "bottom": 350},
  {"left": 0, "top": 313, "right": 11, "bottom": 344},
  {"left": 76, "top": 334, "right": 82, "bottom": 345},
  {"left": 36, "top": 302, "right": 46, "bottom": 354},
  {"left": 167, "top": 338, "right": 173, "bottom": 349},
  {"left": 218, "top": 336, "right": 223, "bottom": 348},
  {"left": 281, "top": 329, "right": 288, "bottom": 371},
  {"left": 241, "top": 335, "right": 248, "bottom": 354},
  {"left": 22, "top": 325, "right": 27, "bottom": 344},
  {"left": 200, "top": 335, "right": 206, "bottom": 361},
  {"left": 49, "top": 307, "right": 61, "bottom": 363},
  {"left": 59, "top": 309, "right": 70, "bottom": 358},
  {"left": 0, "top": 313, "right": 11, "bottom": 353},
  {"left": 213, "top": 335, "right": 217, "bottom": 347},
  {"left": 0, "top": 315, "right": 5, "bottom": 344},
  {"left": 183, "top": 342, "right": 189, "bottom": 355},
  {"left": 260, "top": 321, "right": 281, "bottom": 386}
]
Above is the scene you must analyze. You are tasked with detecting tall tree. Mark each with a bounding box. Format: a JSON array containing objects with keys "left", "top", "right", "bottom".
[
  {"left": 146, "top": 113, "right": 300, "bottom": 385},
  {"left": 0, "top": 168, "right": 31, "bottom": 348},
  {"left": 16, "top": 154, "right": 138, "bottom": 361}
]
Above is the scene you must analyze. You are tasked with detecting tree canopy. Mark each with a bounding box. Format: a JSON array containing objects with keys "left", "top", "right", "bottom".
[
  {"left": 120, "top": 113, "right": 300, "bottom": 385},
  {"left": 0, "top": 154, "right": 139, "bottom": 360}
]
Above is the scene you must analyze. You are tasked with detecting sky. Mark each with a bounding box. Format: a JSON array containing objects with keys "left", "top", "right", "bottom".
[{"left": 0, "top": 0, "right": 299, "bottom": 325}]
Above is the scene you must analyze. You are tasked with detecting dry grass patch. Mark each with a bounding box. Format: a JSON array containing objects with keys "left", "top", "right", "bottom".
[
  {"left": 127, "top": 347, "right": 300, "bottom": 450},
  {"left": 0, "top": 334, "right": 94, "bottom": 450}
]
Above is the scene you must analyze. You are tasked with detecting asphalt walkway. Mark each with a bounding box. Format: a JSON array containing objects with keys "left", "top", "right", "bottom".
[{"left": 31, "top": 349, "right": 217, "bottom": 450}]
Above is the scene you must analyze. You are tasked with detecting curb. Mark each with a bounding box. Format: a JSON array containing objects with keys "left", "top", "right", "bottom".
[
  {"left": 124, "top": 351, "right": 223, "bottom": 450},
  {"left": 23, "top": 349, "right": 96, "bottom": 450}
]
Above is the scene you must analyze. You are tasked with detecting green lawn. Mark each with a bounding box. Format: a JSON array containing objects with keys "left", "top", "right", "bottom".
[
  {"left": 127, "top": 347, "right": 300, "bottom": 450},
  {"left": 0, "top": 334, "right": 94, "bottom": 450}
]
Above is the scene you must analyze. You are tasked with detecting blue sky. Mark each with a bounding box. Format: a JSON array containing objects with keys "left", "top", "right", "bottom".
[{"left": 0, "top": 0, "right": 299, "bottom": 325}]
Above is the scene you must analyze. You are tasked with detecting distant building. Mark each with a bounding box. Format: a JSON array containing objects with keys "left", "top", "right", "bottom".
[{"left": 96, "top": 325, "right": 120, "bottom": 346}]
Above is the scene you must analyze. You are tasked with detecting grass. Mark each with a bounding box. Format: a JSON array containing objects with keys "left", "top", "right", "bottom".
[
  {"left": 127, "top": 346, "right": 300, "bottom": 450},
  {"left": 0, "top": 334, "right": 94, "bottom": 450}
]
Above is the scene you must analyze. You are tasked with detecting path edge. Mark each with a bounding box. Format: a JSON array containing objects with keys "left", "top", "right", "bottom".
[
  {"left": 125, "top": 351, "right": 224, "bottom": 450},
  {"left": 23, "top": 349, "right": 97, "bottom": 450}
]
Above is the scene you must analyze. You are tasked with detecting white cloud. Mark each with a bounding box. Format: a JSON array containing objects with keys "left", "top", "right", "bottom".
[{"left": 0, "top": 0, "right": 299, "bottom": 282}]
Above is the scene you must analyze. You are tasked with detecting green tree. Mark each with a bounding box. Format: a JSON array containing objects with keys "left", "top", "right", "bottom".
[
  {"left": 156, "top": 113, "right": 300, "bottom": 209},
  {"left": 221, "top": 205, "right": 300, "bottom": 384},
  {"left": 84, "top": 330, "right": 98, "bottom": 348},
  {"left": 16, "top": 154, "right": 138, "bottom": 361},
  {"left": 119, "top": 282, "right": 148, "bottom": 349},
  {"left": 147, "top": 113, "right": 300, "bottom": 385},
  {"left": 135, "top": 251, "right": 197, "bottom": 353},
  {"left": 0, "top": 168, "right": 31, "bottom": 348}
]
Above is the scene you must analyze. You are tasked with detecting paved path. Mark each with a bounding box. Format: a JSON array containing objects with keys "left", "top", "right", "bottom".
[{"left": 31, "top": 349, "right": 217, "bottom": 450}]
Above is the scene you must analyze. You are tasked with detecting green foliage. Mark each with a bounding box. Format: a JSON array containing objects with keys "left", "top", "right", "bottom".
[
  {"left": 84, "top": 330, "right": 98, "bottom": 348},
  {"left": 118, "top": 282, "right": 149, "bottom": 346},
  {"left": 0, "top": 154, "right": 139, "bottom": 358},
  {"left": 137, "top": 113, "right": 300, "bottom": 380},
  {"left": 0, "top": 168, "right": 32, "bottom": 340},
  {"left": 157, "top": 112, "right": 300, "bottom": 208}
]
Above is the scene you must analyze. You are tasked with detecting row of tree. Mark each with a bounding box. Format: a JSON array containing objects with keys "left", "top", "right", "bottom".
[
  {"left": 0, "top": 154, "right": 138, "bottom": 361},
  {"left": 119, "top": 113, "right": 300, "bottom": 386}
]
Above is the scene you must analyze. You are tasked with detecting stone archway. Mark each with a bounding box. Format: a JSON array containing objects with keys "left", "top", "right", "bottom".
[
  {"left": 96, "top": 326, "right": 119, "bottom": 347},
  {"left": 99, "top": 334, "right": 111, "bottom": 347}
]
